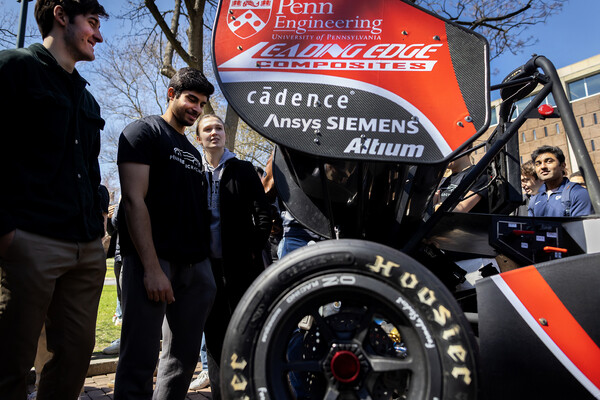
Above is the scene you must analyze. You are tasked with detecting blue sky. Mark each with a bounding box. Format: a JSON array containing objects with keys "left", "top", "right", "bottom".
[
  {"left": 8, "top": 0, "right": 597, "bottom": 81},
  {"left": 489, "top": 0, "right": 600, "bottom": 83}
]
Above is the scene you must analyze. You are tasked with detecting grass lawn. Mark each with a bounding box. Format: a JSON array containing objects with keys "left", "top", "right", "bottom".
[
  {"left": 94, "top": 258, "right": 121, "bottom": 353},
  {"left": 106, "top": 257, "right": 114, "bottom": 279}
]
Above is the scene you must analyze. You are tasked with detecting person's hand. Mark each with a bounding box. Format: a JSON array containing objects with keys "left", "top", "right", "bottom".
[
  {"left": 143, "top": 268, "right": 175, "bottom": 303},
  {"left": 433, "top": 190, "right": 441, "bottom": 205},
  {"left": 0, "top": 230, "right": 16, "bottom": 258},
  {"left": 432, "top": 190, "right": 443, "bottom": 211}
]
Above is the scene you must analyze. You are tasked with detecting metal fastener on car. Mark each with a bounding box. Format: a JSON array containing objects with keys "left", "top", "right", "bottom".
[
  {"left": 433, "top": 35, "right": 440, "bottom": 41},
  {"left": 465, "top": 116, "right": 473, "bottom": 122},
  {"left": 314, "top": 138, "right": 320, "bottom": 144},
  {"left": 457, "top": 121, "right": 464, "bottom": 127},
  {"left": 539, "top": 318, "right": 548, "bottom": 326},
  {"left": 402, "top": 30, "right": 408, "bottom": 35},
  {"left": 237, "top": 46, "right": 243, "bottom": 51}
]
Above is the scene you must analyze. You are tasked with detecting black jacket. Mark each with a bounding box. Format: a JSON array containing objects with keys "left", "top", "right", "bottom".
[
  {"left": 0, "top": 44, "right": 105, "bottom": 240},
  {"left": 218, "top": 158, "right": 272, "bottom": 304}
]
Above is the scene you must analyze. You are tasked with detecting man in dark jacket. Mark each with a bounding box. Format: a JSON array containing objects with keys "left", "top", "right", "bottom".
[
  {"left": 0, "top": 1, "right": 108, "bottom": 399},
  {"left": 195, "top": 114, "right": 272, "bottom": 399}
]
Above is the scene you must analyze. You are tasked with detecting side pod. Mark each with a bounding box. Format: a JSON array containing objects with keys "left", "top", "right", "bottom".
[{"left": 477, "top": 253, "right": 600, "bottom": 399}]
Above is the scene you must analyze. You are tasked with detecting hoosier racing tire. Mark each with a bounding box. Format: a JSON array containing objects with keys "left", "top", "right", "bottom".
[{"left": 220, "top": 239, "right": 479, "bottom": 400}]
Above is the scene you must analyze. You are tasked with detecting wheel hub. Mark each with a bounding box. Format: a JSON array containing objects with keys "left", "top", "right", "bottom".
[
  {"left": 323, "top": 343, "right": 369, "bottom": 386},
  {"left": 330, "top": 350, "right": 361, "bottom": 383}
]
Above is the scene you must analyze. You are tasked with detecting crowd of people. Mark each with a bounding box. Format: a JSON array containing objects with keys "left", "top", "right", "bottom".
[
  {"left": 0, "top": 1, "right": 273, "bottom": 398},
  {"left": 436, "top": 144, "right": 593, "bottom": 218},
  {"left": 0, "top": 1, "right": 597, "bottom": 400}
]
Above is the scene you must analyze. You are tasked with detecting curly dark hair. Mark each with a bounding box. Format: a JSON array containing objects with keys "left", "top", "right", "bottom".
[{"left": 168, "top": 67, "right": 215, "bottom": 101}]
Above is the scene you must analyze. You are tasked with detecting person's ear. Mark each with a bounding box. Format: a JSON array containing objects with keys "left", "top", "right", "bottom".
[
  {"left": 54, "top": 5, "right": 68, "bottom": 28},
  {"left": 167, "top": 87, "right": 176, "bottom": 102}
]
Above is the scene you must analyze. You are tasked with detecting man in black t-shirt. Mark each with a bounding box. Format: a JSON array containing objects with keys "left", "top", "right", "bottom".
[
  {"left": 114, "top": 67, "right": 217, "bottom": 399},
  {"left": 434, "top": 153, "right": 489, "bottom": 213}
]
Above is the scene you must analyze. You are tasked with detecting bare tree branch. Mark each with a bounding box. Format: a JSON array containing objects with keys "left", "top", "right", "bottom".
[
  {"left": 161, "top": 0, "right": 182, "bottom": 77},
  {"left": 144, "top": 0, "right": 198, "bottom": 69}
]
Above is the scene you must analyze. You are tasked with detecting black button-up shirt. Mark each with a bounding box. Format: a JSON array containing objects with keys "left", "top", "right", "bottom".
[{"left": 0, "top": 44, "right": 105, "bottom": 241}]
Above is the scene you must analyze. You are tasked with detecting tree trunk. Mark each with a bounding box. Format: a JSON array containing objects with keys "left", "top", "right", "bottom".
[{"left": 224, "top": 103, "right": 239, "bottom": 151}]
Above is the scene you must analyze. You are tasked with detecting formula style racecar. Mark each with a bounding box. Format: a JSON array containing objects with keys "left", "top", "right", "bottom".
[{"left": 211, "top": 1, "right": 600, "bottom": 398}]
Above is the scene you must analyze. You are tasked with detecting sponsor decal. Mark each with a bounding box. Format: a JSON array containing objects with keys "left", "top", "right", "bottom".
[
  {"left": 214, "top": 0, "right": 488, "bottom": 162},
  {"left": 219, "top": 41, "right": 442, "bottom": 72},
  {"left": 343, "top": 138, "right": 424, "bottom": 158}
]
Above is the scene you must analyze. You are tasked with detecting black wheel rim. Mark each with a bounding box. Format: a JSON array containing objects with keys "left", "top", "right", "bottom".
[{"left": 252, "top": 272, "right": 443, "bottom": 400}]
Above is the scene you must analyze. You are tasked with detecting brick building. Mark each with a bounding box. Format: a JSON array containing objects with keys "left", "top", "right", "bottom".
[{"left": 472, "top": 54, "right": 600, "bottom": 181}]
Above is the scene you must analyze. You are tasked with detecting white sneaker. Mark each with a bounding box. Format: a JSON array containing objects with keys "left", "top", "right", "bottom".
[
  {"left": 189, "top": 370, "right": 210, "bottom": 390},
  {"left": 102, "top": 339, "right": 121, "bottom": 355}
]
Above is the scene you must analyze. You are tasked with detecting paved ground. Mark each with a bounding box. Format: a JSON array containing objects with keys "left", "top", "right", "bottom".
[
  {"left": 27, "top": 362, "right": 211, "bottom": 399},
  {"left": 78, "top": 363, "right": 212, "bottom": 399},
  {"left": 28, "top": 277, "right": 213, "bottom": 399}
]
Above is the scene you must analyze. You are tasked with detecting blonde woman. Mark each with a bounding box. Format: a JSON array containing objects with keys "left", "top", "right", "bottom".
[{"left": 195, "top": 114, "right": 271, "bottom": 399}]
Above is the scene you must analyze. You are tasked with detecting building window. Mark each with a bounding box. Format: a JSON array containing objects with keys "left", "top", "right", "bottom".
[
  {"left": 594, "top": 113, "right": 598, "bottom": 125},
  {"left": 522, "top": 132, "right": 526, "bottom": 143},
  {"left": 533, "top": 129, "right": 537, "bottom": 140},
  {"left": 544, "top": 126, "right": 548, "bottom": 137},
  {"left": 520, "top": 156, "right": 523, "bottom": 164},
  {"left": 589, "top": 73, "right": 600, "bottom": 96},
  {"left": 569, "top": 79, "right": 586, "bottom": 100},
  {"left": 580, "top": 117, "right": 585, "bottom": 127},
  {"left": 568, "top": 72, "right": 600, "bottom": 101},
  {"left": 556, "top": 123, "right": 560, "bottom": 134},
  {"left": 514, "top": 97, "right": 532, "bottom": 118},
  {"left": 510, "top": 93, "right": 555, "bottom": 120}
]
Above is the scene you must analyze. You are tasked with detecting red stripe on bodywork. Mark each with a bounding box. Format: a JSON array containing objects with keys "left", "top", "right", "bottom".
[{"left": 501, "top": 266, "right": 600, "bottom": 389}]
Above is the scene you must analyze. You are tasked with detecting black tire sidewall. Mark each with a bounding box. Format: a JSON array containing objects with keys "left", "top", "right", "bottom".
[{"left": 221, "top": 239, "right": 479, "bottom": 400}]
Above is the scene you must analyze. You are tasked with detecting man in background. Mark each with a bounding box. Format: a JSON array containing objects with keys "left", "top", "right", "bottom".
[
  {"left": 516, "top": 160, "right": 543, "bottom": 215},
  {"left": 528, "top": 145, "right": 593, "bottom": 217}
]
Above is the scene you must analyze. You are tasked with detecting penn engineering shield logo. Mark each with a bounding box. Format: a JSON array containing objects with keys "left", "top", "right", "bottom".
[{"left": 227, "top": 0, "right": 272, "bottom": 39}]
